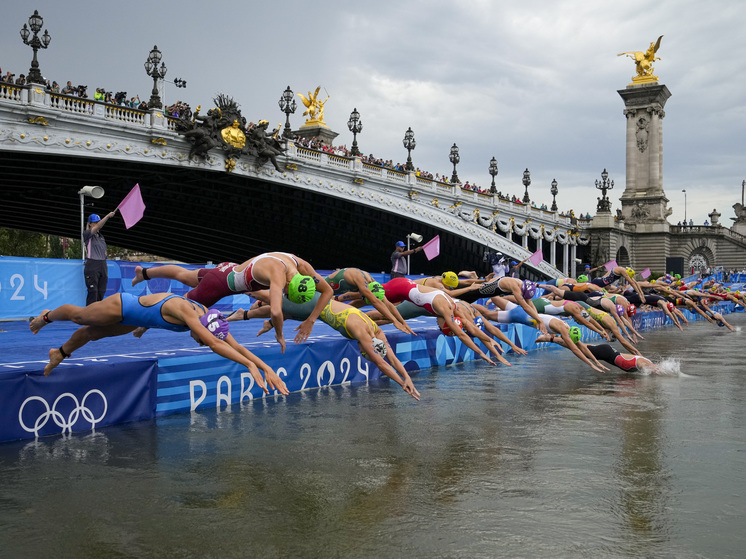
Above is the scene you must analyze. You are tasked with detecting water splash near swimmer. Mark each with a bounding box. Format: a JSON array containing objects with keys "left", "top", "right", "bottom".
[{"left": 641, "top": 356, "right": 682, "bottom": 377}]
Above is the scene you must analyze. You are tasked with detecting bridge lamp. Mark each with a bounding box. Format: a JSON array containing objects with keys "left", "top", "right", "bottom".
[
  {"left": 522, "top": 168, "right": 531, "bottom": 203},
  {"left": 144, "top": 45, "right": 167, "bottom": 109},
  {"left": 449, "top": 143, "right": 460, "bottom": 184},
  {"left": 595, "top": 168, "right": 614, "bottom": 213},
  {"left": 682, "top": 189, "right": 687, "bottom": 224},
  {"left": 550, "top": 179, "right": 558, "bottom": 212},
  {"left": 347, "top": 108, "right": 363, "bottom": 156},
  {"left": 278, "top": 86, "right": 297, "bottom": 140},
  {"left": 78, "top": 186, "right": 105, "bottom": 260},
  {"left": 406, "top": 233, "right": 424, "bottom": 274},
  {"left": 403, "top": 127, "right": 416, "bottom": 171},
  {"left": 489, "top": 157, "right": 498, "bottom": 194},
  {"left": 20, "top": 10, "right": 52, "bottom": 84}
]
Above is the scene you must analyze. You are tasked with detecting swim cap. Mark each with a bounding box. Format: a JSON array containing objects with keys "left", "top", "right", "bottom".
[
  {"left": 441, "top": 271, "right": 459, "bottom": 289},
  {"left": 199, "top": 309, "right": 230, "bottom": 340},
  {"left": 87, "top": 213, "right": 101, "bottom": 223},
  {"left": 616, "top": 304, "right": 625, "bottom": 316},
  {"left": 569, "top": 326, "right": 581, "bottom": 343},
  {"left": 556, "top": 278, "right": 565, "bottom": 287},
  {"left": 718, "top": 320, "right": 725, "bottom": 327},
  {"left": 438, "top": 316, "right": 463, "bottom": 336},
  {"left": 364, "top": 281, "right": 385, "bottom": 305},
  {"left": 666, "top": 302, "right": 675, "bottom": 312},
  {"left": 626, "top": 267, "right": 635, "bottom": 277},
  {"left": 577, "top": 274, "right": 589, "bottom": 283},
  {"left": 627, "top": 304, "right": 637, "bottom": 316},
  {"left": 580, "top": 310, "right": 590, "bottom": 320},
  {"left": 287, "top": 274, "right": 316, "bottom": 303},
  {"left": 360, "top": 337, "right": 388, "bottom": 360},
  {"left": 521, "top": 280, "right": 536, "bottom": 299},
  {"left": 473, "top": 316, "right": 485, "bottom": 331},
  {"left": 674, "top": 274, "right": 681, "bottom": 279}
]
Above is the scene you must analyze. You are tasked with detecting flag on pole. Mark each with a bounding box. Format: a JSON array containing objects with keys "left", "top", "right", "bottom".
[
  {"left": 641, "top": 268, "right": 651, "bottom": 279},
  {"left": 604, "top": 259, "right": 619, "bottom": 272},
  {"left": 528, "top": 249, "right": 543, "bottom": 266},
  {"left": 422, "top": 235, "right": 440, "bottom": 261},
  {"left": 117, "top": 184, "right": 146, "bottom": 229}
]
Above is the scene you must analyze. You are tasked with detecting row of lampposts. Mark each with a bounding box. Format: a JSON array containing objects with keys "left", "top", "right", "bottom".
[{"left": 16, "top": 12, "right": 600, "bottom": 213}]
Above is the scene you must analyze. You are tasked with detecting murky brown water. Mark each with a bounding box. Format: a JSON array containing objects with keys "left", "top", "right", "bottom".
[{"left": 1, "top": 314, "right": 745, "bottom": 558}]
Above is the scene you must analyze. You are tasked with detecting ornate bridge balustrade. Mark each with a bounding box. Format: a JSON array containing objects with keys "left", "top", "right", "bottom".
[{"left": 0, "top": 85, "right": 589, "bottom": 278}]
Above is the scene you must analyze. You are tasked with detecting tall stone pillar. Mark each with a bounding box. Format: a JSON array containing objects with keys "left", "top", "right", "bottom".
[{"left": 617, "top": 84, "right": 673, "bottom": 231}]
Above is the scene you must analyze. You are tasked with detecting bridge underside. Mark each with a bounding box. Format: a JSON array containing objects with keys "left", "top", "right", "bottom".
[{"left": 1, "top": 151, "right": 507, "bottom": 276}]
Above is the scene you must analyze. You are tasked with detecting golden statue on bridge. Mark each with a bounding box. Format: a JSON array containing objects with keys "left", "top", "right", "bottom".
[
  {"left": 618, "top": 35, "right": 663, "bottom": 84},
  {"left": 298, "top": 86, "right": 329, "bottom": 127}
]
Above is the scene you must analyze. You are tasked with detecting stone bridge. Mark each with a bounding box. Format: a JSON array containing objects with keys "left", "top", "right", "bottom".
[{"left": 0, "top": 82, "right": 589, "bottom": 278}]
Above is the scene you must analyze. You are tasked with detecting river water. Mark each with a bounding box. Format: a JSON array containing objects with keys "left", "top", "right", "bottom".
[{"left": 1, "top": 314, "right": 745, "bottom": 558}]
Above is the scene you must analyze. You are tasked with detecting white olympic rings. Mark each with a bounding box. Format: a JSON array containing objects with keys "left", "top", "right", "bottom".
[{"left": 18, "top": 390, "right": 108, "bottom": 436}]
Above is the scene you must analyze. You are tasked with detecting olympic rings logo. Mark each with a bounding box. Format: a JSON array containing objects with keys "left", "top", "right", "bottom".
[{"left": 18, "top": 390, "right": 108, "bottom": 437}]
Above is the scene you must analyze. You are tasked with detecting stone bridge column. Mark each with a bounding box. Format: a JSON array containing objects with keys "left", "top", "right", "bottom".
[{"left": 617, "top": 83, "right": 672, "bottom": 230}]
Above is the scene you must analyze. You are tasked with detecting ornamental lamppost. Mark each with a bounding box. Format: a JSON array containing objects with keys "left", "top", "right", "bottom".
[
  {"left": 489, "top": 157, "right": 498, "bottom": 194},
  {"left": 144, "top": 45, "right": 167, "bottom": 109},
  {"left": 19, "top": 10, "right": 51, "bottom": 85},
  {"left": 347, "top": 108, "right": 363, "bottom": 156},
  {"left": 522, "top": 168, "right": 531, "bottom": 203},
  {"left": 550, "top": 178, "right": 559, "bottom": 212},
  {"left": 449, "top": 143, "right": 460, "bottom": 184},
  {"left": 403, "top": 127, "right": 416, "bottom": 171},
  {"left": 278, "top": 86, "right": 297, "bottom": 140},
  {"left": 595, "top": 168, "right": 614, "bottom": 212}
]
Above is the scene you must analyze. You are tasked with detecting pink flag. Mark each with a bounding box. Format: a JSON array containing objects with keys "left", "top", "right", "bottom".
[
  {"left": 422, "top": 235, "right": 440, "bottom": 261},
  {"left": 117, "top": 184, "right": 146, "bottom": 229},
  {"left": 641, "top": 268, "right": 651, "bottom": 279},
  {"left": 528, "top": 249, "right": 543, "bottom": 266},
  {"left": 604, "top": 259, "right": 619, "bottom": 272}
]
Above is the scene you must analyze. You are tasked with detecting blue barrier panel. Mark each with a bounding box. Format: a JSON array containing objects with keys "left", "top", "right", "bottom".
[
  {"left": 1, "top": 359, "right": 156, "bottom": 442},
  {"left": 0, "top": 257, "right": 85, "bottom": 320}
]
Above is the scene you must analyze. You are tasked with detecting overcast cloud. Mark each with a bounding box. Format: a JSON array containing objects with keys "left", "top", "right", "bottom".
[{"left": 2, "top": 0, "right": 744, "bottom": 225}]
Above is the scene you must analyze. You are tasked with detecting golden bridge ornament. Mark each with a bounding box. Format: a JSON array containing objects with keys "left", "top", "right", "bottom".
[
  {"left": 298, "top": 86, "right": 330, "bottom": 128},
  {"left": 618, "top": 35, "right": 663, "bottom": 85}
]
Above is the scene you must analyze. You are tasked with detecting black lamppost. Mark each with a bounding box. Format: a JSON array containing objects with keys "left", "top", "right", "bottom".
[
  {"left": 144, "top": 45, "right": 167, "bottom": 109},
  {"left": 448, "top": 143, "right": 460, "bottom": 184},
  {"left": 489, "top": 157, "right": 498, "bottom": 194},
  {"left": 347, "top": 108, "right": 363, "bottom": 156},
  {"left": 403, "top": 127, "right": 416, "bottom": 171},
  {"left": 550, "top": 178, "right": 559, "bottom": 212},
  {"left": 278, "top": 86, "right": 297, "bottom": 140},
  {"left": 522, "top": 168, "right": 531, "bottom": 203},
  {"left": 595, "top": 168, "right": 614, "bottom": 212},
  {"left": 19, "top": 10, "right": 51, "bottom": 85}
]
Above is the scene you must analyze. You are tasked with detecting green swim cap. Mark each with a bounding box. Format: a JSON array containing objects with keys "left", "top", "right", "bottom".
[
  {"left": 577, "top": 274, "right": 589, "bottom": 283},
  {"left": 287, "top": 274, "right": 316, "bottom": 303},
  {"left": 364, "top": 281, "right": 385, "bottom": 305},
  {"left": 569, "top": 326, "right": 581, "bottom": 344}
]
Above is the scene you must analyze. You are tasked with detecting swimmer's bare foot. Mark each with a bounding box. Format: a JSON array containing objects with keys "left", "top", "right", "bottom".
[
  {"left": 257, "top": 320, "right": 273, "bottom": 336},
  {"left": 44, "top": 347, "right": 65, "bottom": 376},
  {"left": 132, "top": 266, "right": 145, "bottom": 287},
  {"left": 227, "top": 308, "right": 245, "bottom": 322},
  {"left": 30, "top": 310, "right": 51, "bottom": 334}
]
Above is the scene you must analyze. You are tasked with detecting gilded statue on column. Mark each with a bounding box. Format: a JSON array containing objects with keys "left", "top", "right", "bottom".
[{"left": 618, "top": 35, "right": 663, "bottom": 84}]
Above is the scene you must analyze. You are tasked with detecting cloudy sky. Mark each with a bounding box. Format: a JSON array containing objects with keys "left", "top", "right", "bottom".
[{"left": 3, "top": 1, "right": 744, "bottom": 225}]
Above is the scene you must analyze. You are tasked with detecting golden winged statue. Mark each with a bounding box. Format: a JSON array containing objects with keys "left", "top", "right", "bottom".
[
  {"left": 618, "top": 35, "right": 663, "bottom": 84},
  {"left": 297, "top": 86, "right": 330, "bottom": 127}
]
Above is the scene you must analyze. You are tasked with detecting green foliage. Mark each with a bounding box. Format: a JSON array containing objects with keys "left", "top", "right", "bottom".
[{"left": 0, "top": 228, "right": 79, "bottom": 259}]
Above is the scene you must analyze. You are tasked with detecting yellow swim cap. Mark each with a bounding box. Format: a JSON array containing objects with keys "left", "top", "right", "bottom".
[
  {"left": 441, "top": 271, "right": 459, "bottom": 289},
  {"left": 626, "top": 267, "right": 635, "bottom": 277}
]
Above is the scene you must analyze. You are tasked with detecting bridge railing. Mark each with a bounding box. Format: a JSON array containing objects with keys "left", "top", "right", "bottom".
[
  {"left": 671, "top": 224, "right": 746, "bottom": 245},
  {"left": 0, "top": 83, "right": 24, "bottom": 103}
]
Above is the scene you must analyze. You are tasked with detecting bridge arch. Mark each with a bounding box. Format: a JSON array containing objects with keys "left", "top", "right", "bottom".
[
  {"left": 687, "top": 244, "right": 715, "bottom": 274},
  {"left": 615, "top": 245, "right": 631, "bottom": 266}
]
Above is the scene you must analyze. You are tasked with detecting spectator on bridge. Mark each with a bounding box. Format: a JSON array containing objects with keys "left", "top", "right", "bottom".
[
  {"left": 62, "top": 81, "right": 74, "bottom": 95},
  {"left": 689, "top": 219, "right": 694, "bottom": 226},
  {"left": 704, "top": 219, "right": 710, "bottom": 226},
  {"left": 51, "top": 81, "right": 60, "bottom": 93},
  {"left": 83, "top": 211, "right": 116, "bottom": 305},
  {"left": 390, "top": 240, "right": 423, "bottom": 279},
  {"left": 15, "top": 74, "right": 26, "bottom": 86}
]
